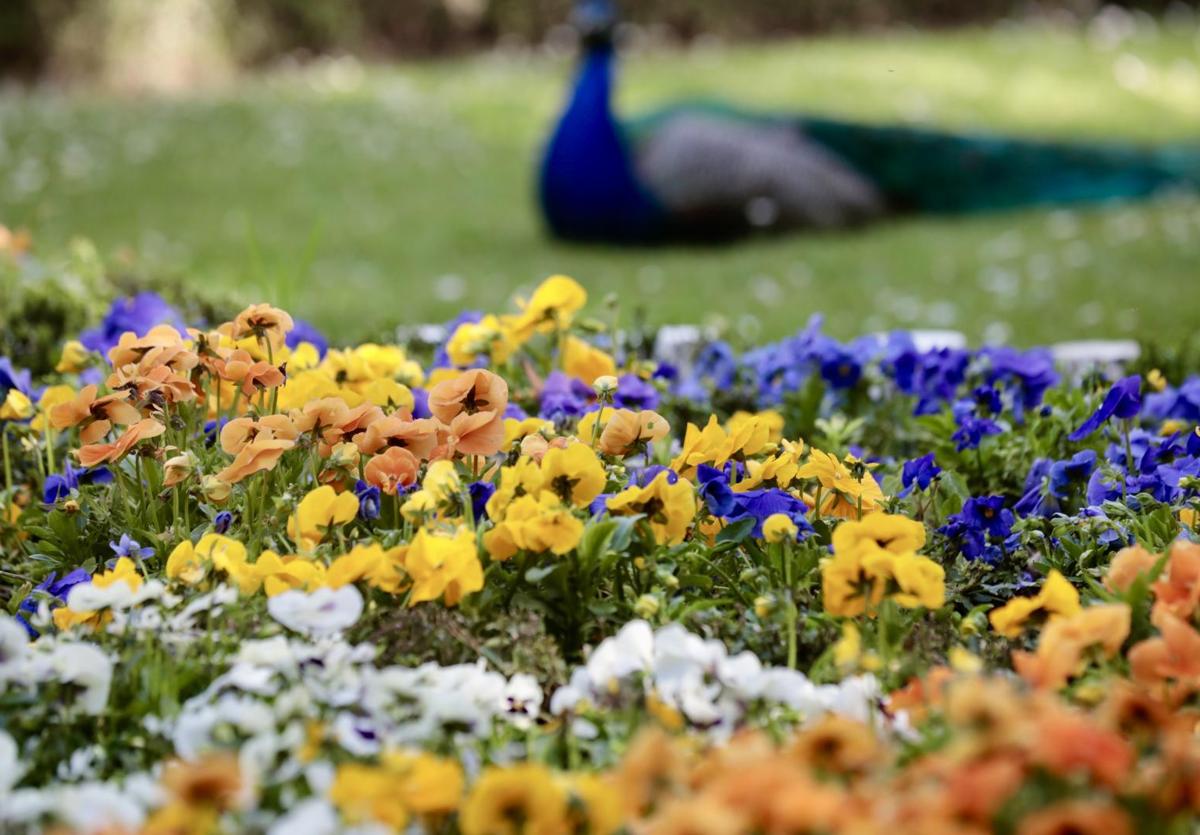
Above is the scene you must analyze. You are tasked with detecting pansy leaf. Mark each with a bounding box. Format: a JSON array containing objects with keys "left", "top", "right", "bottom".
[
  {"left": 524, "top": 563, "right": 561, "bottom": 584},
  {"left": 678, "top": 573, "right": 714, "bottom": 590},
  {"left": 577, "top": 519, "right": 618, "bottom": 563},
  {"left": 715, "top": 517, "right": 756, "bottom": 545}
]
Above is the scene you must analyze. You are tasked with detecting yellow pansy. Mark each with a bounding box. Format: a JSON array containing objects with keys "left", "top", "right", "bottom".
[
  {"left": 288, "top": 341, "right": 322, "bottom": 372},
  {"left": 504, "top": 416, "right": 554, "bottom": 449},
  {"left": 797, "top": 449, "right": 885, "bottom": 517},
  {"left": 447, "top": 314, "right": 518, "bottom": 366},
  {"left": 401, "top": 489, "right": 438, "bottom": 524},
  {"left": 460, "top": 763, "right": 567, "bottom": 835},
  {"left": 422, "top": 459, "right": 463, "bottom": 504},
  {"left": 727, "top": 409, "right": 784, "bottom": 444},
  {"left": 404, "top": 526, "right": 483, "bottom": 606},
  {"left": 325, "top": 542, "right": 406, "bottom": 593},
  {"left": 540, "top": 442, "right": 607, "bottom": 507},
  {"left": 250, "top": 551, "right": 326, "bottom": 596},
  {"left": 831, "top": 513, "right": 926, "bottom": 559},
  {"left": 562, "top": 335, "right": 616, "bottom": 385},
  {"left": 756, "top": 438, "right": 806, "bottom": 489},
  {"left": 93, "top": 556, "right": 144, "bottom": 592},
  {"left": 361, "top": 378, "right": 414, "bottom": 412},
  {"left": 483, "top": 493, "right": 584, "bottom": 559},
  {"left": 509, "top": 274, "right": 588, "bottom": 340},
  {"left": 276, "top": 369, "right": 344, "bottom": 411},
  {"left": 561, "top": 773, "right": 623, "bottom": 835},
  {"left": 329, "top": 764, "right": 410, "bottom": 830},
  {"left": 670, "top": 414, "right": 770, "bottom": 476},
  {"left": 0, "top": 389, "right": 32, "bottom": 421},
  {"left": 382, "top": 750, "right": 465, "bottom": 814},
  {"left": 762, "top": 513, "right": 798, "bottom": 543},
  {"left": 861, "top": 550, "right": 945, "bottom": 610},
  {"left": 989, "top": 570, "right": 1082, "bottom": 637},
  {"left": 288, "top": 485, "right": 359, "bottom": 551},
  {"left": 55, "top": 340, "right": 91, "bottom": 373},
  {"left": 486, "top": 457, "right": 544, "bottom": 519},
  {"left": 33, "top": 385, "right": 76, "bottom": 432},
  {"left": 605, "top": 471, "right": 696, "bottom": 546},
  {"left": 166, "top": 540, "right": 207, "bottom": 585}
]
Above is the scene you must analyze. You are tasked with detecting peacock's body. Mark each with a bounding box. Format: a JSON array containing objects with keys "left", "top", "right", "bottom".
[{"left": 538, "top": 1, "right": 1200, "bottom": 243}]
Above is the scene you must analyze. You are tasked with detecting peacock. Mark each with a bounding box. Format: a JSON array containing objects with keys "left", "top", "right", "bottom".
[{"left": 538, "top": 0, "right": 1200, "bottom": 243}]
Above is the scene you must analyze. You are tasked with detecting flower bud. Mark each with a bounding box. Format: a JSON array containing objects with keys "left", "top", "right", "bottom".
[
  {"left": 201, "top": 475, "right": 232, "bottom": 504},
  {"left": 55, "top": 340, "right": 91, "bottom": 374},
  {"left": 762, "top": 513, "right": 798, "bottom": 544},
  {"left": 633, "top": 594, "right": 660, "bottom": 618},
  {"left": 329, "top": 442, "right": 359, "bottom": 470},
  {"left": 592, "top": 375, "right": 618, "bottom": 397}
]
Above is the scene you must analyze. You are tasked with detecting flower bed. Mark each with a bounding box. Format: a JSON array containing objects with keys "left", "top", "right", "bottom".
[{"left": 1, "top": 271, "right": 1199, "bottom": 834}]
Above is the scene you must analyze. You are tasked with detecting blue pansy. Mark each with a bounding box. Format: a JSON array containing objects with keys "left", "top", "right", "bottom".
[
  {"left": 1014, "top": 458, "right": 1056, "bottom": 517},
  {"left": 110, "top": 534, "right": 154, "bottom": 561},
  {"left": 503, "top": 402, "right": 529, "bottom": 421},
  {"left": 613, "top": 373, "right": 659, "bottom": 410},
  {"left": 354, "top": 480, "right": 381, "bottom": 521},
  {"left": 981, "top": 346, "right": 1059, "bottom": 413},
  {"left": 1048, "top": 450, "right": 1098, "bottom": 499},
  {"left": 696, "top": 465, "right": 736, "bottom": 516},
  {"left": 951, "top": 399, "right": 1002, "bottom": 451},
  {"left": 43, "top": 463, "right": 113, "bottom": 503},
  {"left": 432, "top": 310, "right": 484, "bottom": 368},
  {"left": 79, "top": 292, "right": 186, "bottom": 356},
  {"left": 539, "top": 371, "right": 594, "bottom": 422},
  {"left": 410, "top": 387, "right": 431, "bottom": 419},
  {"left": 468, "top": 481, "right": 496, "bottom": 521},
  {"left": 899, "top": 453, "right": 941, "bottom": 497},
  {"left": 1069, "top": 375, "right": 1142, "bottom": 441},
  {"left": 630, "top": 465, "right": 678, "bottom": 488},
  {"left": 286, "top": 318, "right": 329, "bottom": 358},
  {"left": 0, "top": 357, "right": 36, "bottom": 399},
  {"left": 213, "top": 511, "right": 234, "bottom": 534},
  {"left": 17, "top": 568, "right": 91, "bottom": 637},
  {"left": 940, "top": 496, "right": 1017, "bottom": 564}
]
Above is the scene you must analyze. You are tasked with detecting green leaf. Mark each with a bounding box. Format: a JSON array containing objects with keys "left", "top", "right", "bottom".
[
  {"left": 524, "top": 563, "right": 561, "bottom": 584},
  {"left": 715, "top": 517, "right": 756, "bottom": 545},
  {"left": 678, "top": 573, "right": 713, "bottom": 590},
  {"left": 577, "top": 520, "right": 617, "bottom": 563}
]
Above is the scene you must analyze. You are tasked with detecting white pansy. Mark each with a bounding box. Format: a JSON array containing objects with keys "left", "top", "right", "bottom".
[
  {"left": 504, "top": 673, "right": 543, "bottom": 729},
  {"left": 333, "top": 712, "right": 381, "bottom": 756},
  {"left": 268, "top": 586, "right": 363, "bottom": 636},
  {"left": 66, "top": 580, "right": 136, "bottom": 613},
  {"left": 0, "top": 730, "right": 21, "bottom": 797},
  {"left": 549, "top": 620, "right": 892, "bottom": 736},
  {"left": 47, "top": 642, "right": 113, "bottom": 714},
  {"left": 583, "top": 619, "right": 653, "bottom": 689},
  {"left": 50, "top": 782, "right": 146, "bottom": 832},
  {"left": 0, "top": 615, "right": 29, "bottom": 683},
  {"left": 268, "top": 798, "right": 340, "bottom": 835}
]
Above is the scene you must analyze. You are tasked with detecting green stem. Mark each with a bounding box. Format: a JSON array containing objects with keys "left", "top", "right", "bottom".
[
  {"left": 1, "top": 424, "right": 11, "bottom": 498},
  {"left": 784, "top": 542, "right": 797, "bottom": 670}
]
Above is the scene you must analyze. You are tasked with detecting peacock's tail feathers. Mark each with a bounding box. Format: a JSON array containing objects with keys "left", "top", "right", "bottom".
[
  {"left": 800, "top": 116, "right": 1200, "bottom": 213},
  {"left": 626, "top": 102, "right": 1200, "bottom": 216}
]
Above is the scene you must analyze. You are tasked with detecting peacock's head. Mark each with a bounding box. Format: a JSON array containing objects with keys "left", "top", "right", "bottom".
[{"left": 573, "top": 0, "right": 618, "bottom": 49}]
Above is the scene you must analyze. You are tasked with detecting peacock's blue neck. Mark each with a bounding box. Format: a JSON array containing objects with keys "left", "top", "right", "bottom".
[{"left": 538, "top": 44, "right": 662, "bottom": 241}]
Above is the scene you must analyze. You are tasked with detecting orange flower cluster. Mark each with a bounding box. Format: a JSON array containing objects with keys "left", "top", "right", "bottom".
[{"left": 615, "top": 664, "right": 1200, "bottom": 835}]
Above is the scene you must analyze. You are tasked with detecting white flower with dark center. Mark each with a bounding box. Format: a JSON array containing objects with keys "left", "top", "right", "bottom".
[
  {"left": 0, "top": 730, "right": 21, "bottom": 797},
  {"left": 584, "top": 619, "right": 653, "bottom": 690},
  {"left": 0, "top": 615, "right": 29, "bottom": 683},
  {"left": 47, "top": 642, "right": 113, "bottom": 714},
  {"left": 268, "top": 586, "right": 363, "bottom": 636}
]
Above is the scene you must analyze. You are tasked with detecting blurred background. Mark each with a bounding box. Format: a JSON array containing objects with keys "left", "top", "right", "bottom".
[{"left": 1, "top": 0, "right": 1198, "bottom": 350}]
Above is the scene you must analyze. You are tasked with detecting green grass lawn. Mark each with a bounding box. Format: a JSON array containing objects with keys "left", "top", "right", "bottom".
[{"left": 2, "top": 22, "right": 1199, "bottom": 346}]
